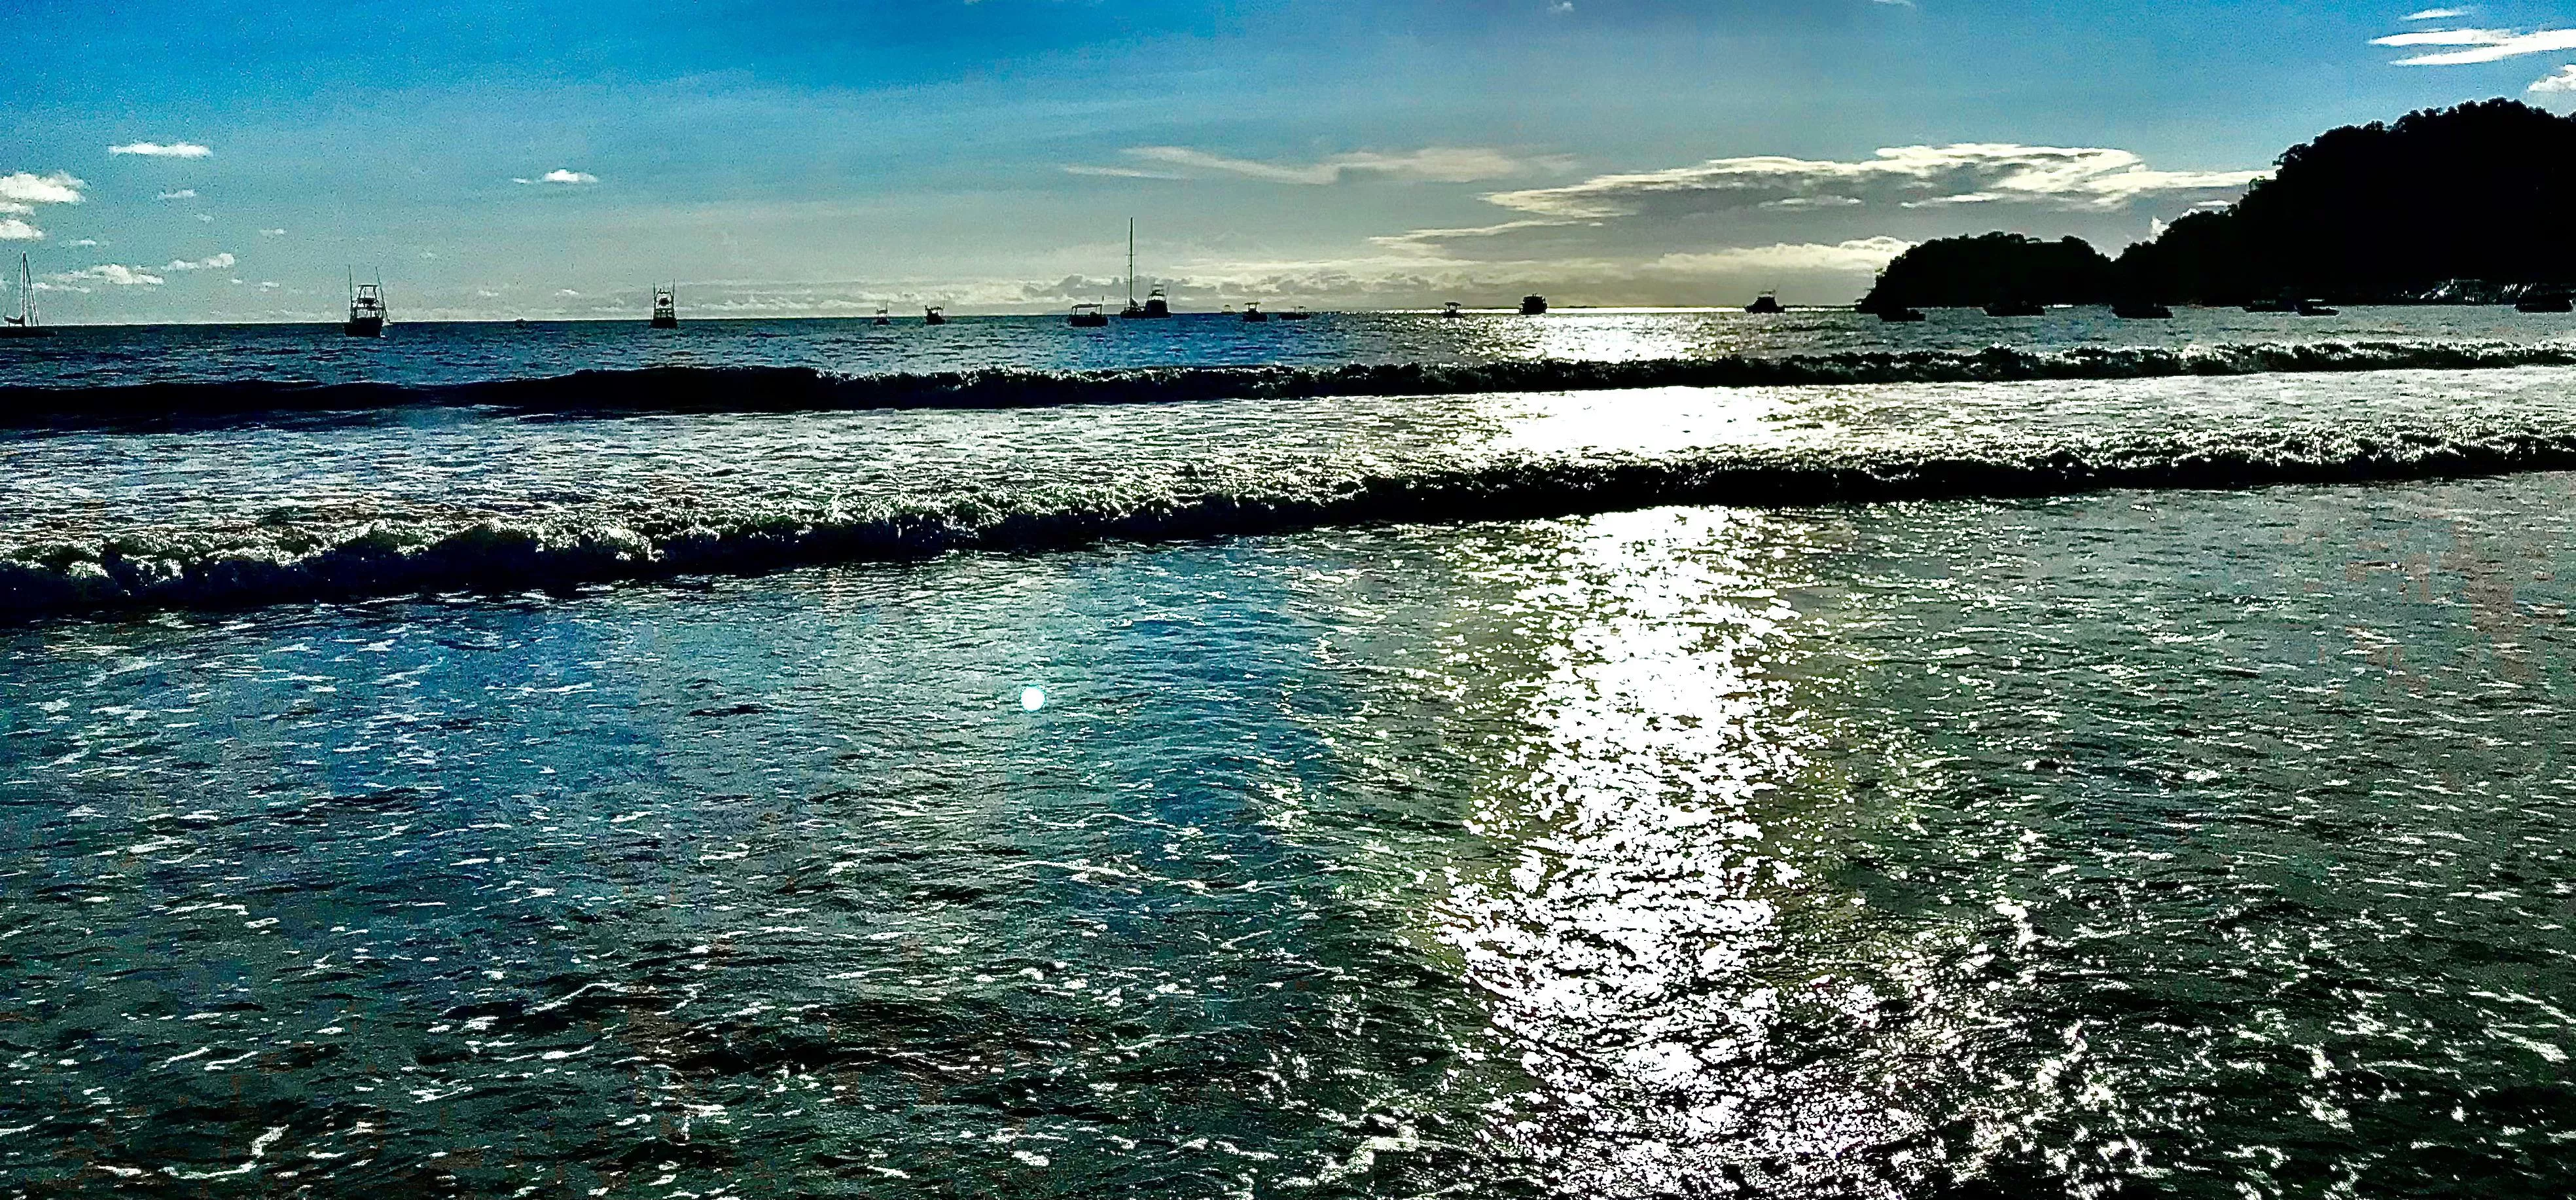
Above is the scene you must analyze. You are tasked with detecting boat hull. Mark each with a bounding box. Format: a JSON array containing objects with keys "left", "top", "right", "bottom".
[
  {"left": 0, "top": 325, "right": 52, "bottom": 338},
  {"left": 650, "top": 315, "right": 679, "bottom": 329},
  {"left": 344, "top": 317, "right": 384, "bottom": 337}
]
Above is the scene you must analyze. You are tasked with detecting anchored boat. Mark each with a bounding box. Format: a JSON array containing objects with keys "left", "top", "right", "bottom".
[
  {"left": 1519, "top": 294, "right": 1548, "bottom": 315},
  {"left": 1744, "top": 292, "right": 1783, "bottom": 314},
  {"left": 0, "top": 253, "right": 49, "bottom": 338},
  {"left": 1069, "top": 302, "right": 1107, "bottom": 327},
  {"left": 344, "top": 270, "right": 387, "bottom": 337},
  {"left": 923, "top": 306, "right": 947, "bottom": 325},
  {"left": 1118, "top": 219, "right": 1173, "bottom": 319},
  {"left": 1241, "top": 302, "right": 1267, "bottom": 323},
  {"left": 1441, "top": 301, "right": 1464, "bottom": 319},
  {"left": 649, "top": 285, "right": 678, "bottom": 329}
]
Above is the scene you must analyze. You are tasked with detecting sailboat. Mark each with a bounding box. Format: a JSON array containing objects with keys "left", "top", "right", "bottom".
[
  {"left": 1, "top": 253, "right": 49, "bottom": 338},
  {"left": 1118, "top": 219, "right": 1172, "bottom": 319},
  {"left": 649, "top": 285, "right": 678, "bottom": 329},
  {"left": 344, "top": 270, "right": 387, "bottom": 337}
]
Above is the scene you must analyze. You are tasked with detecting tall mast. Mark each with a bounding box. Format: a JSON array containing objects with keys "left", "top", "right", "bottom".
[
  {"left": 19, "top": 253, "right": 32, "bottom": 326},
  {"left": 1127, "top": 219, "right": 1136, "bottom": 308}
]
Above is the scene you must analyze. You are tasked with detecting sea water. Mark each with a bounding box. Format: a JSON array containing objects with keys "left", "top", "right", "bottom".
[{"left": 4, "top": 309, "right": 2576, "bottom": 1196}]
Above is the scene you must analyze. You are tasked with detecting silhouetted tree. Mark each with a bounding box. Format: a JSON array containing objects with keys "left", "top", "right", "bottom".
[{"left": 1859, "top": 233, "right": 2115, "bottom": 311}]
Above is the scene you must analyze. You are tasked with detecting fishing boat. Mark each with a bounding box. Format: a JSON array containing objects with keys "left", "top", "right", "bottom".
[
  {"left": 344, "top": 270, "right": 387, "bottom": 337},
  {"left": 1520, "top": 294, "right": 1548, "bottom": 315},
  {"left": 0, "top": 253, "right": 50, "bottom": 338},
  {"left": 1277, "top": 306, "right": 1312, "bottom": 321},
  {"left": 1983, "top": 299, "right": 2045, "bottom": 317},
  {"left": 1117, "top": 219, "right": 1174, "bottom": 319},
  {"left": 1441, "top": 301, "right": 1464, "bottom": 319},
  {"left": 2113, "top": 300, "right": 2174, "bottom": 319},
  {"left": 1242, "top": 302, "right": 1268, "bottom": 323},
  {"left": 2516, "top": 288, "right": 2573, "bottom": 313},
  {"left": 1744, "top": 291, "right": 1783, "bottom": 314},
  {"left": 923, "top": 306, "right": 947, "bottom": 326},
  {"left": 2295, "top": 299, "right": 2338, "bottom": 317},
  {"left": 649, "top": 285, "right": 678, "bottom": 329},
  {"left": 1069, "top": 302, "right": 1107, "bottom": 327},
  {"left": 873, "top": 307, "right": 892, "bottom": 326}
]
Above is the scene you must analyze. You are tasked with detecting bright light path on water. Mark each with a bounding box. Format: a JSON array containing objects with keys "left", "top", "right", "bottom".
[{"left": 1021, "top": 687, "right": 1045, "bottom": 711}]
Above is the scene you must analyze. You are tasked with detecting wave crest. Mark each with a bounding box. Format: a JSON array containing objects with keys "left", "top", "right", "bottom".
[
  {"left": 9, "top": 423, "right": 2573, "bottom": 615},
  {"left": 7, "top": 340, "right": 2576, "bottom": 426}
]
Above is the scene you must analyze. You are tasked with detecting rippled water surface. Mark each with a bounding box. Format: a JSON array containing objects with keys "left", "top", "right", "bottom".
[{"left": 6, "top": 312, "right": 2576, "bottom": 1196}]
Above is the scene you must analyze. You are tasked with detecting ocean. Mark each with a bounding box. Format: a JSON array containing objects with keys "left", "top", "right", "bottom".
[{"left": 5, "top": 307, "right": 2575, "bottom": 1197}]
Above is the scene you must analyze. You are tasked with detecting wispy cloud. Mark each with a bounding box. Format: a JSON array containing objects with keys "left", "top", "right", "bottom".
[
  {"left": 108, "top": 141, "right": 212, "bottom": 158},
  {"left": 165, "top": 252, "right": 236, "bottom": 270},
  {"left": 51, "top": 263, "right": 166, "bottom": 287},
  {"left": 2372, "top": 26, "right": 2576, "bottom": 63},
  {"left": 259, "top": 227, "right": 287, "bottom": 237},
  {"left": 1478, "top": 144, "right": 2261, "bottom": 220},
  {"left": 1102, "top": 146, "right": 1567, "bottom": 185},
  {"left": 2533, "top": 63, "right": 2576, "bottom": 91},
  {"left": 513, "top": 169, "right": 599, "bottom": 185},
  {"left": 1651, "top": 237, "right": 1916, "bottom": 274},
  {"left": 157, "top": 188, "right": 197, "bottom": 200},
  {"left": 0, "top": 219, "right": 40, "bottom": 242},
  {"left": 2404, "top": 8, "right": 2467, "bottom": 19}
]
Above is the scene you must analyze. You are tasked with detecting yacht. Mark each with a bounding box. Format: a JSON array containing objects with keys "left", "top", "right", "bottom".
[
  {"left": 1117, "top": 219, "right": 1174, "bottom": 319},
  {"left": 344, "top": 271, "right": 387, "bottom": 337},
  {"left": 1744, "top": 292, "right": 1783, "bottom": 314},
  {"left": 0, "top": 253, "right": 48, "bottom": 338},
  {"left": 649, "top": 285, "right": 678, "bottom": 329}
]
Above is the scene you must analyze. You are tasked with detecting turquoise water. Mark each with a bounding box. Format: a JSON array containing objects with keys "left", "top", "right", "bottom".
[
  {"left": 8, "top": 473, "right": 2576, "bottom": 1195},
  {"left": 7, "top": 310, "right": 2576, "bottom": 1195}
]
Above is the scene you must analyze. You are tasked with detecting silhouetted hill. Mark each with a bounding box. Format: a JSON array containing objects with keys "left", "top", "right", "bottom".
[
  {"left": 1859, "top": 234, "right": 2115, "bottom": 312},
  {"left": 1859, "top": 99, "right": 2576, "bottom": 308}
]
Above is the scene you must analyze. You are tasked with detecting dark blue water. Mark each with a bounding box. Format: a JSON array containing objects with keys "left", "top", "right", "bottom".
[{"left": 5, "top": 311, "right": 2576, "bottom": 1196}]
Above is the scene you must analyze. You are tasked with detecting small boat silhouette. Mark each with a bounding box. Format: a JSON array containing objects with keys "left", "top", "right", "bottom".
[
  {"left": 1277, "top": 306, "right": 1312, "bottom": 321},
  {"left": 923, "top": 306, "right": 947, "bottom": 325},
  {"left": 1520, "top": 294, "right": 1548, "bottom": 315},
  {"left": 2295, "top": 299, "right": 2337, "bottom": 317},
  {"left": 1069, "top": 302, "right": 1107, "bottom": 327},
  {"left": 344, "top": 270, "right": 387, "bottom": 337},
  {"left": 1744, "top": 292, "right": 1783, "bottom": 314},
  {"left": 1117, "top": 220, "right": 1175, "bottom": 319},
  {"left": 1242, "top": 302, "right": 1268, "bottom": 322},
  {"left": 649, "top": 285, "right": 678, "bottom": 329},
  {"left": 0, "top": 252, "right": 50, "bottom": 338},
  {"left": 873, "top": 307, "right": 891, "bottom": 326},
  {"left": 1441, "top": 301, "right": 1464, "bottom": 319}
]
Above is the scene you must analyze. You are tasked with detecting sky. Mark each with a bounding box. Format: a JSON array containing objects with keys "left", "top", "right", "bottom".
[{"left": 7, "top": 0, "right": 2575, "bottom": 321}]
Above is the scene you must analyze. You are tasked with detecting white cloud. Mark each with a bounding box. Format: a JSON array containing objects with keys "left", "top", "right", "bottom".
[
  {"left": 2532, "top": 63, "right": 2576, "bottom": 91},
  {"left": 165, "top": 253, "right": 236, "bottom": 270},
  {"left": 1109, "top": 145, "right": 1565, "bottom": 185},
  {"left": 2405, "top": 7, "right": 2467, "bottom": 18},
  {"left": 0, "top": 171, "right": 85, "bottom": 206},
  {"left": 0, "top": 218, "right": 40, "bottom": 241},
  {"left": 156, "top": 189, "right": 197, "bottom": 200},
  {"left": 2373, "top": 26, "right": 2576, "bottom": 64},
  {"left": 108, "top": 141, "right": 212, "bottom": 158},
  {"left": 70, "top": 238, "right": 99, "bottom": 247},
  {"left": 1650, "top": 237, "right": 1916, "bottom": 274},
  {"left": 1480, "top": 144, "right": 2263, "bottom": 221},
  {"left": 53, "top": 263, "right": 165, "bottom": 287},
  {"left": 259, "top": 228, "right": 286, "bottom": 237},
  {"left": 514, "top": 169, "right": 599, "bottom": 185}
]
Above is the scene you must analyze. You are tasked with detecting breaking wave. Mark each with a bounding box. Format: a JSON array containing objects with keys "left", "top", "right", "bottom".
[
  {"left": 9, "top": 422, "right": 2576, "bottom": 615},
  {"left": 6, "top": 339, "right": 2576, "bottom": 426}
]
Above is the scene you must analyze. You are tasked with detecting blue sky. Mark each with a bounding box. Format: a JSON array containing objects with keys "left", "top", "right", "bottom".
[{"left": 7, "top": 0, "right": 2574, "bottom": 319}]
